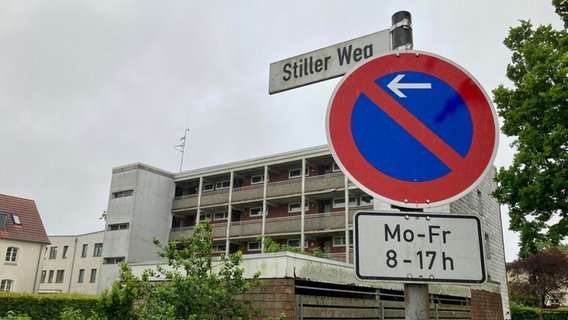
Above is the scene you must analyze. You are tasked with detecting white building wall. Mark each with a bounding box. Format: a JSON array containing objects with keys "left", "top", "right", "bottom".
[
  {"left": 40, "top": 231, "right": 104, "bottom": 295},
  {"left": 0, "top": 239, "right": 45, "bottom": 293}
]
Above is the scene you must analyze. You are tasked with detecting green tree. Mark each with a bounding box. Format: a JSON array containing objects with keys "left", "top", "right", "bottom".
[
  {"left": 101, "top": 221, "right": 261, "bottom": 320},
  {"left": 492, "top": 0, "right": 568, "bottom": 257}
]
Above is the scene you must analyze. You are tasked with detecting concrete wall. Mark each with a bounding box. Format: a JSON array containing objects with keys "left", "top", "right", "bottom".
[{"left": 98, "top": 164, "right": 174, "bottom": 293}]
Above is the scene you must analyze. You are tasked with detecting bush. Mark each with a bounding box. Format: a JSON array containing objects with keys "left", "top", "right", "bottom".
[{"left": 510, "top": 302, "right": 539, "bottom": 320}]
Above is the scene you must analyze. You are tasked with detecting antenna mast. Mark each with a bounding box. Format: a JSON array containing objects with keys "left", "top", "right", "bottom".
[{"left": 175, "top": 128, "right": 189, "bottom": 172}]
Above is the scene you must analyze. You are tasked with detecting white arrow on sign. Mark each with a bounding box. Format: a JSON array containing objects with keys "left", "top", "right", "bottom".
[{"left": 387, "top": 74, "right": 432, "bottom": 98}]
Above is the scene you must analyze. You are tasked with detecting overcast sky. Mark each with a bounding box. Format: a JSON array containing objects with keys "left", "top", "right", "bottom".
[{"left": 0, "top": 1, "right": 563, "bottom": 262}]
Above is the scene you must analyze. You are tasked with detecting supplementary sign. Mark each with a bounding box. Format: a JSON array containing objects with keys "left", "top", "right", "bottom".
[
  {"left": 354, "top": 211, "right": 486, "bottom": 284},
  {"left": 269, "top": 29, "right": 390, "bottom": 94},
  {"left": 326, "top": 51, "right": 498, "bottom": 208}
]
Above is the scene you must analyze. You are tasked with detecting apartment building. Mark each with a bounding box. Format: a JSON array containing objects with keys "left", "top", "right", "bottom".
[
  {"left": 98, "top": 145, "right": 510, "bottom": 318},
  {"left": 0, "top": 194, "right": 50, "bottom": 293},
  {"left": 39, "top": 231, "right": 104, "bottom": 295}
]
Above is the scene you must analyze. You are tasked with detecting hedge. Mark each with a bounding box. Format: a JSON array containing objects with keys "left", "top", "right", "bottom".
[
  {"left": 0, "top": 293, "right": 100, "bottom": 320},
  {"left": 511, "top": 304, "right": 568, "bottom": 320}
]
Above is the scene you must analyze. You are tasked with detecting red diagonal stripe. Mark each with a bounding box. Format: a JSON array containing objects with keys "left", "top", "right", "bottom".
[{"left": 361, "top": 81, "right": 465, "bottom": 170}]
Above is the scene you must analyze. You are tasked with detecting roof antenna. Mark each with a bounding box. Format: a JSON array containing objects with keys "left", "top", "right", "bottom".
[{"left": 174, "top": 128, "right": 189, "bottom": 172}]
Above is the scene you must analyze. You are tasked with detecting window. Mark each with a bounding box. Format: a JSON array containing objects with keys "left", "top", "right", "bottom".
[
  {"left": 40, "top": 271, "right": 46, "bottom": 283},
  {"left": 0, "top": 280, "right": 13, "bottom": 292},
  {"left": 289, "top": 168, "right": 308, "bottom": 179},
  {"left": 485, "top": 233, "right": 492, "bottom": 260},
  {"left": 249, "top": 207, "right": 263, "bottom": 217},
  {"left": 112, "top": 190, "right": 133, "bottom": 199},
  {"left": 93, "top": 243, "right": 103, "bottom": 257},
  {"left": 202, "top": 183, "right": 214, "bottom": 192},
  {"left": 62, "top": 246, "right": 68, "bottom": 258},
  {"left": 0, "top": 213, "right": 7, "bottom": 230},
  {"left": 89, "top": 269, "right": 97, "bottom": 283},
  {"left": 81, "top": 244, "right": 88, "bottom": 258},
  {"left": 49, "top": 246, "right": 58, "bottom": 259},
  {"left": 333, "top": 235, "right": 353, "bottom": 247},
  {"left": 332, "top": 197, "right": 356, "bottom": 208},
  {"left": 199, "top": 213, "right": 212, "bottom": 222},
  {"left": 360, "top": 195, "right": 374, "bottom": 206},
  {"left": 215, "top": 180, "right": 230, "bottom": 190},
  {"left": 251, "top": 174, "right": 264, "bottom": 184},
  {"left": 288, "top": 202, "right": 309, "bottom": 213},
  {"left": 56, "top": 270, "right": 65, "bottom": 283},
  {"left": 287, "top": 239, "right": 300, "bottom": 248},
  {"left": 247, "top": 242, "right": 261, "bottom": 251},
  {"left": 103, "top": 257, "right": 125, "bottom": 264},
  {"left": 214, "top": 212, "right": 228, "bottom": 221},
  {"left": 213, "top": 244, "right": 226, "bottom": 253},
  {"left": 332, "top": 162, "right": 342, "bottom": 172},
  {"left": 48, "top": 270, "right": 54, "bottom": 283},
  {"left": 5, "top": 247, "right": 18, "bottom": 263},
  {"left": 78, "top": 269, "right": 85, "bottom": 283},
  {"left": 108, "top": 223, "right": 129, "bottom": 231},
  {"left": 11, "top": 214, "right": 21, "bottom": 225}
]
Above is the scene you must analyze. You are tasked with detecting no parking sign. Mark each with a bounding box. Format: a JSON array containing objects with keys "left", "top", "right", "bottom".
[{"left": 326, "top": 51, "right": 498, "bottom": 208}]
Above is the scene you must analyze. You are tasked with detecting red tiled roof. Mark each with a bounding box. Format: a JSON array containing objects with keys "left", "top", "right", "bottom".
[{"left": 0, "top": 194, "right": 50, "bottom": 244}]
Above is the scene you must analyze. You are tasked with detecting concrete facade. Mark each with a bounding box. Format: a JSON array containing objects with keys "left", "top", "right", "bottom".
[{"left": 39, "top": 231, "right": 104, "bottom": 295}]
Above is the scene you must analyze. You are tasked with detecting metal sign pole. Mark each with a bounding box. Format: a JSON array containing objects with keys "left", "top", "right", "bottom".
[{"left": 391, "top": 11, "right": 429, "bottom": 320}]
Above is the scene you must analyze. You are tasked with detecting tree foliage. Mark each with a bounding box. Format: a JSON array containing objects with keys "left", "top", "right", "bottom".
[
  {"left": 100, "top": 221, "right": 261, "bottom": 320},
  {"left": 492, "top": 0, "right": 568, "bottom": 257},
  {"left": 507, "top": 247, "right": 568, "bottom": 307}
]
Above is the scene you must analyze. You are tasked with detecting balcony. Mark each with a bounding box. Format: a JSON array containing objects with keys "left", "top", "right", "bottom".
[{"left": 169, "top": 206, "right": 369, "bottom": 242}]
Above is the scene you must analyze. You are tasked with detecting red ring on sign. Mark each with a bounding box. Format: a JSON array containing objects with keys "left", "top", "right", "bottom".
[{"left": 326, "top": 51, "right": 498, "bottom": 208}]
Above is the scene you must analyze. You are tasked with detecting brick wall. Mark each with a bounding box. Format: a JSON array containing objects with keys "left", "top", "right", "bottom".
[
  {"left": 471, "top": 289, "right": 504, "bottom": 320},
  {"left": 241, "top": 278, "right": 295, "bottom": 319}
]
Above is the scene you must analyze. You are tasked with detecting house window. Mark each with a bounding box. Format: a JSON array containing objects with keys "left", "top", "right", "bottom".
[
  {"left": 103, "top": 257, "right": 125, "bottom": 264},
  {"left": 93, "top": 243, "right": 103, "bottom": 257},
  {"left": 332, "top": 162, "right": 342, "bottom": 172},
  {"left": 62, "top": 246, "right": 68, "bottom": 258},
  {"left": 56, "top": 270, "right": 65, "bottom": 283},
  {"left": 90, "top": 269, "right": 97, "bottom": 283},
  {"left": 333, "top": 235, "right": 353, "bottom": 247},
  {"left": 249, "top": 207, "right": 263, "bottom": 217},
  {"left": 48, "top": 270, "right": 54, "bottom": 283},
  {"left": 485, "top": 233, "right": 492, "bottom": 260},
  {"left": 287, "top": 239, "right": 306, "bottom": 248},
  {"left": 213, "top": 244, "right": 227, "bottom": 253},
  {"left": 40, "top": 271, "right": 46, "bottom": 283},
  {"left": 0, "top": 280, "right": 13, "bottom": 292},
  {"left": 81, "top": 244, "right": 88, "bottom": 258},
  {"left": 199, "top": 213, "right": 212, "bottom": 222},
  {"left": 289, "top": 202, "right": 309, "bottom": 213},
  {"left": 251, "top": 174, "right": 264, "bottom": 184},
  {"left": 78, "top": 269, "right": 85, "bottom": 283},
  {"left": 214, "top": 212, "right": 229, "bottom": 221},
  {"left": 108, "top": 223, "right": 129, "bottom": 231},
  {"left": 215, "top": 180, "right": 230, "bottom": 190},
  {"left": 49, "top": 246, "right": 58, "bottom": 259},
  {"left": 202, "top": 183, "right": 214, "bottom": 192},
  {"left": 112, "top": 190, "right": 133, "bottom": 199},
  {"left": 360, "top": 195, "right": 374, "bottom": 206},
  {"left": 289, "top": 168, "right": 308, "bottom": 179},
  {"left": 5, "top": 247, "right": 18, "bottom": 263},
  {"left": 247, "top": 242, "right": 261, "bottom": 251},
  {"left": 11, "top": 214, "right": 21, "bottom": 225},
  {"left": 332, "top": 197, "right": 356, "bottom": 208},
  {"left": 0, "top": 213, "right": 7, "bottom": 230}
]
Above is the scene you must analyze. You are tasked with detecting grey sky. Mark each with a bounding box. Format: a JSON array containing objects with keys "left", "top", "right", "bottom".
[{"left": 0, "top": 1, "right": 563, "bottom": 262}]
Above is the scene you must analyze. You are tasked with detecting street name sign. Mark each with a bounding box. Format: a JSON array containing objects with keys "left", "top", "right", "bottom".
[
  {"left": 326, "top": 51, "right": 498, "bottom": 208},
  {"left": 354, "top": 211, "right": 486, "bottom": 284},
  {"left": 269, "top": 29, "right": 390, "bottom": 94}
]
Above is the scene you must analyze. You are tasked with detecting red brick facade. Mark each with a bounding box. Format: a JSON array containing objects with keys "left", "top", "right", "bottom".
[{"left": 471, "top": 289, "right": 504, "bottom": 320}]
